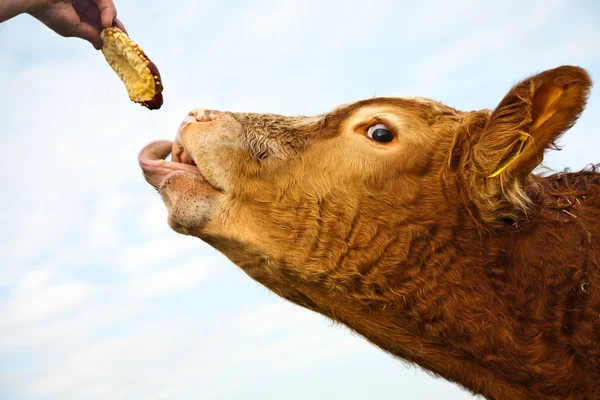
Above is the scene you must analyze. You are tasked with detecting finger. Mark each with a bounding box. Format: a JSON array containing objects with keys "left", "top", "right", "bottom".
[
  {"left": 37, "top": 6, "right": 82, "bottom": 38},
  {"left": 92, "top": 0, "right": 117, "bottom": 28},
  {"left": 74, "top": 22, "right": 103, "bottom": 49},
  {"left": 83, "top": 4, "right": 102, "bottom": 26},
  {"left": 80, "top": 13, "right": 103, "bottom": 33},
  {"left": 114, "top": 17, "right": 127, "bottom": 33}
]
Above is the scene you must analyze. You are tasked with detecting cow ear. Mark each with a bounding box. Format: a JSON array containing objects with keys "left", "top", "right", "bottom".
[
  {"left": 473, "top": 66, "right": 592, "bottom": 179},
  {"left": 466, "top": 66, "right": 592, "bottom": 226}
]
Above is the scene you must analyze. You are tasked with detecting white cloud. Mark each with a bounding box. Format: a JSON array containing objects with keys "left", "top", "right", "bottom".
[
  {"left": 27, "top": 325, "right": 178, "bottom": 399},
  {"left": 0, "top": 296, "right": 144, "bottom": 352},
  {"left": 229, "top": 301, "right": 319, "bottom": 337},
  {"left": 12, "top": 268, "right": 50, "bottom": 293},
  {"left": 4, "top": 207, "right": 73, "bottom": 263},
  {"left": 1, "top": 279, "right": 93, "bottom": 325},
  {"left": 13, "top": 298, "right": 370, "bottom": 400},
  {"left": 140, "top": 200, "right": 171, "bottom": 236},
  {"left": 132, "top": 256, "right": 220, "bottom": 298},
  {"left": 88, "top": 191, "right": 134, "bottom": 249},
  {"left": 117, "top": 234, "right": 208, "bottom": 274}
]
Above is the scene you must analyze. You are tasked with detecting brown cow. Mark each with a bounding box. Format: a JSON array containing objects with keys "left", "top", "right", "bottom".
[{"left": 139, "top": 66, "right": 599, "bottom": 399}]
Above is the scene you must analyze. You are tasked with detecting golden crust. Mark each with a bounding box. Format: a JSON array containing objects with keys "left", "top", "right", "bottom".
[{"left": 101, "top": 27, "right": 163, "bottom": 110}]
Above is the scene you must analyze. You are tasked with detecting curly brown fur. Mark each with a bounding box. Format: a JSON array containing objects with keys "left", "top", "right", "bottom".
[{"left": 147, "top": 66, "right": 599, "bottom": 399}]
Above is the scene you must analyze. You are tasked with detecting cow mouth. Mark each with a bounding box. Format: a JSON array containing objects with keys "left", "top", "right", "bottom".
[{"left": 138, "top": 140, "right": 222, "bottom": 192}]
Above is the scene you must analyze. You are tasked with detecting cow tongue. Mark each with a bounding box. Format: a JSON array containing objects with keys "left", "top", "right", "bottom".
[{"left": 138, "top": 140, "right": 200, "bottom": 188}]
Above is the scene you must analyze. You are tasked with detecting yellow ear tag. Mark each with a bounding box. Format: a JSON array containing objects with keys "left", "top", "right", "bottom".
[{"left": 487, "top": 134, "right": 530, "bottom": 178}]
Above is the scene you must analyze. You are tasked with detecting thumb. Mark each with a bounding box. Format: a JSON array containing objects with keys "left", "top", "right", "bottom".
[{"left": 93, "top": 0, "right": 117, "bottom": 28}]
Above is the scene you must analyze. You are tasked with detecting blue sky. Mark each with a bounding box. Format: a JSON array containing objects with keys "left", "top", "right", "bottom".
[{"left": 0, "top": 0, "right": 598, "bottom": 399}]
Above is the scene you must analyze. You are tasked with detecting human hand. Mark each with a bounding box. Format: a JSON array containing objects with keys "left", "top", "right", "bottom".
[{"left": 28, "top": 0, "right": 126, "bottom": 49}]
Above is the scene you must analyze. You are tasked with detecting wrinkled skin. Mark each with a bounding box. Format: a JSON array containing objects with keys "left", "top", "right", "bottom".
[
  {"left": 139, "top": 66, "right": 600, "bottom": 399},
  {"left": 27, "top": 0, "right": 126, "bottom": 49}
]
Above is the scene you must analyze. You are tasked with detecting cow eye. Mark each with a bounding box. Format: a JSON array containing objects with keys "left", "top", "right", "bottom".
[{"left": 367, "top": 123, "right": 394, "bottom": 143}]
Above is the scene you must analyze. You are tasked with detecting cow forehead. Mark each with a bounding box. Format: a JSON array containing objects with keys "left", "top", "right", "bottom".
[{"left": 325, "top": 96, "right": 460, "bottom": 123}]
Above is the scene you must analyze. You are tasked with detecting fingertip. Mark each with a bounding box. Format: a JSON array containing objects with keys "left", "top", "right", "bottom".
[
  {"left": 101, "top": 17, "right": 112, "bottom": 29},
  {"left": 89, "top": 33, "right": 103, "bottom": 49},
  {"left": 101, "top": 9, "right": 117, "bottom": 28},
  {"left": 76, "top": 23, "right": 103, "bottom": 49},
  {"left": 90, "top": 39, "right": 102, "bottom": 50}
]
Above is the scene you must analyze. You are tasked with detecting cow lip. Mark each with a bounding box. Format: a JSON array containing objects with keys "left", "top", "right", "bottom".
[{"left": 138, "top": 140, "right": 224, "bottom": 192}]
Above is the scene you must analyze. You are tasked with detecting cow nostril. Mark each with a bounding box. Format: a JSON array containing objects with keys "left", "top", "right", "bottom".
[{"left": 189, "top": 107, "right": 221, "bottom": 123}]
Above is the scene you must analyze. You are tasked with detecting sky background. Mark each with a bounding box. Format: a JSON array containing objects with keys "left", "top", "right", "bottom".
[{"left": 0, "top": 0, "right": 599, "bottom": 399}]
